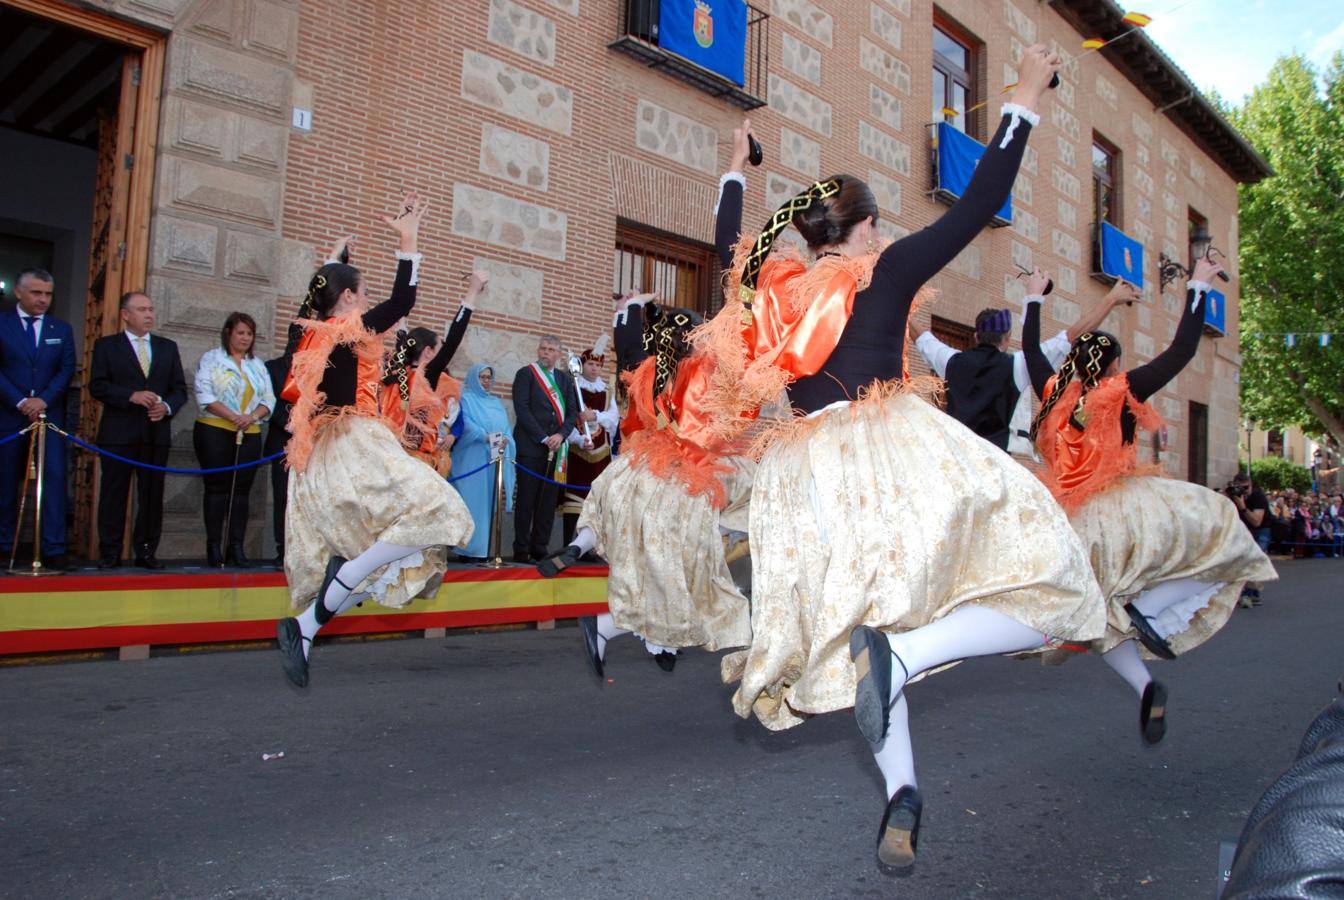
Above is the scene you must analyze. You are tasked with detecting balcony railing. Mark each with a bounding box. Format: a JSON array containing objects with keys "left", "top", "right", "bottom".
[{"left": 610, "top": 0, "right": 768, "bottom": 111}]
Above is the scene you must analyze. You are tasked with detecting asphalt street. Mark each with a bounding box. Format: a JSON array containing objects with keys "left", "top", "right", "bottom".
[{"left": 2, "top": 561, "right": 1340, "bottom": 899}]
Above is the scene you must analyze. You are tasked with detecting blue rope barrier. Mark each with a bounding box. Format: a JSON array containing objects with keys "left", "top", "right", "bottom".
[
  {"left": 0, "top": 428, "right": 33, "bottom": 447},
  {"left": 58, "top": 430, "right": 286, "bottom": 475},
  {"left": 513, "top": 460, "right": 591, "bottom": 491},
  {"left": 446, "top": 459, "right": 494, "bottom": 483}
]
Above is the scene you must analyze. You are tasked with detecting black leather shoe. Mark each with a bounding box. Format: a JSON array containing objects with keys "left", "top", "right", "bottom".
[
  {"left": 1123, "top": 602, "right": 1177, "bottom": 660},
  {"left": 876, "top": 785, "right": 923, "bottom": 870},
  {"left": 578, "top": 615, "right": 605, "bottom": 680},
  {"left": 1140, "top": 680, "right": 1168, "bottom": 745},
  {"left": 226, "top": 543, "right": 252, "bottom": 568},
  {"left": 206, "top": 545, "right": 224, "bottom": 568},
  {"left": 276, "top": 617, "right": 309, "bottom": 688},
  {"left": 43, "top": 554, "right": 72, "bottom": 572},
  {"left": 134, "top": 555, "right": 165, "bottom": 570},
  {"left": 313, "top": 555, "right": 349, "bottom": 626},
  {"left": 97, "top": 556, "right": 120, "bottom": 570},
  {"left": 851, "top": 625, "right": 903, "bottom": 745},
  {"left": 537, "top": 545, "right": 581, "bottom": 578},
  {"left": 654, "top": 651, "right": 677, "bottom": 672}
]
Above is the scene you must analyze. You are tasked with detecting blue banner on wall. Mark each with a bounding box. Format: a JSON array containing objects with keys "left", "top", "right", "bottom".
[
  {"left": 1098, "top": 221, "right": 1145, "bottom": 288},
  {"left": 934, "top": 122, "right": 1012, "bottom": 224},
  {"left": 659, "top": 0, "right": 747, "bottom": 87},
  {"left": 1205, "top": 288, "right": 1226, "bottom": 335}
]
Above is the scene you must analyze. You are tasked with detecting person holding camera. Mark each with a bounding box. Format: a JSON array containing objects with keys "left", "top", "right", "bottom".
[{"left": 1227, "top": 472, "right": 1270, "bottom": 606}]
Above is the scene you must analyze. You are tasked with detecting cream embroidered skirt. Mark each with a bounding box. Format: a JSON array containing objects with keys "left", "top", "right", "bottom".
[
  {"left": 727, "top": 392, "right": 1107, "bottom": 731},
  {"left": 1068, "top": 475, "right": 1277, "bottom": 657},
  {"left": 577, "top": 452, "right": 755, "bottom": 651},
  {"left": 285, "top": 415, "right": 474, "bottom": 609}
]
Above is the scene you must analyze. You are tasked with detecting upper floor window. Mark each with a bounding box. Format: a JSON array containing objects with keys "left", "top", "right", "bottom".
[
  {"left": 613, "top": 221, "right": 720, "bottom": 317},
  {"left": 1092, "top": 133, "right": 1121, "bottom": 226},
  {"left": 932, "top": 15, "right": 981, "bottom": 138}
]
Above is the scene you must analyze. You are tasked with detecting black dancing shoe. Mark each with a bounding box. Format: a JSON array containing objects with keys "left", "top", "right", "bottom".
[
  {"left": 276, "top": 617, "right": 310, "bottom": 688},
  {"left": 536, "top": 545, "right": 581, "bottom": 579},
  {"left": 1123, "top": 602, "right": 1177, "bottom": 660},
  {"left": 313, "top": 555, "right": 349, "bottom": 626},
  {"left": 578, "top": 615, "right": 605, "bottom": 680},
  {"left": 1140, "top": 680, "right": 1168, "bottom": 745},
  {"left": 850, "top": 625, "right": 906, "bottom": 745},
  {"left": 654, "top": 651, "right": 677, "bottom": 672},
  {"left": 876, "top": 785, "right": 923, "bottom": 871}
]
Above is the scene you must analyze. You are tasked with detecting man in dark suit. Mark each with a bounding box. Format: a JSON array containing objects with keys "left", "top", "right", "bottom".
[
  {"left": 88, "top": 291, "right": 188, "bottom": 569},
  {"left": 263, "top": 355, "right": 291, "bottom": 568},
  {"left": 511, "top": 334, "right": 578, "bottom": 562},
  {"left": 0, "top": 269, "right": 76, "bottom": 569}
]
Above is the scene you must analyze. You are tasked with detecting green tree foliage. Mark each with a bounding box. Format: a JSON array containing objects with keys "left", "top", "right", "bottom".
[
  {"left": 1249, "top": 455, "right": 1312, "bottom": 492},
  {"left": 1232, "top": 53, "right": 1344, "bottom": 448}
]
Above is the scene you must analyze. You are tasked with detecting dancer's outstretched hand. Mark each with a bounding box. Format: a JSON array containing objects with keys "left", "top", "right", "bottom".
[
  {"left": 328, "top": 234, "right": 355, "bottom": 264},
  {"left": 1106, "top": 278, "right": 1141, "bottom": 306},
  {"left": 730, "top": 118, "right": 752, "bottom": 173},
  {"left": 1012, "top": 44, "right": 1062, "bottom": 110},
  {"left": 1027, "top": 266, "right": 1051, "bottom": 296},
  {"left": 1192, "top": 250, "right": 1227, "bottom": 284},
  {"left": 382, "top": 191, "right": 426, "bottom": 254}
]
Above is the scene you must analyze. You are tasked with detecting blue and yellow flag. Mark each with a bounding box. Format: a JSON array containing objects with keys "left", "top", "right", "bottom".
[{"left": 659, "top": 0, "right": 747, "bottom": 86}]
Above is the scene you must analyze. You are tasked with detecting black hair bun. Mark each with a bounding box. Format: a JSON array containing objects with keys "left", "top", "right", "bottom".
[{"left": 792, "top": 194, "right": 841, "bottom": 248}]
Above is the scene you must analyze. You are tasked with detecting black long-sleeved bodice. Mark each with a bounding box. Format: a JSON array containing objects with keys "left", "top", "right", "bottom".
[
  {"left": 1023, "top": 285, "right": 1206, "bottom": 443},
  {"left": 715, "top": 109, "right": 1035, "bottom": 414},
  {"left": 283, "top": 256, "right": 418, "bottom": 409}
]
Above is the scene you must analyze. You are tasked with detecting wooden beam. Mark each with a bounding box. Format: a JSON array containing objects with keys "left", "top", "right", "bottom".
[{"left": 0, "top": 0, "right": 163, "bottom": 48}]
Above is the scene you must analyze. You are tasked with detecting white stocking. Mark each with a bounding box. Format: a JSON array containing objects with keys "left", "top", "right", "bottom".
[
  {"left": 595, "top": 612, "right": 629, "bottom": 662},
  {"left": 885, "top": 605, "right": 1046, "bottom": 701},
  {"left": 871, "top": 693, "right": 916, "bottom": 799},
  {"left": 1100, "top": 639, "right": 1152, "bottom": 698},
  {"left": 322, "top": 542, "right": 427, "bottom": 611},
  {"left": 294, "top": 591, "right": 376, "bottom": 660},
  {"left": 1131, "top": 578, "right": 1218, "bottom": 618},
  {"left": 569, "top": 527, "right": 597, "bottom": 556}
]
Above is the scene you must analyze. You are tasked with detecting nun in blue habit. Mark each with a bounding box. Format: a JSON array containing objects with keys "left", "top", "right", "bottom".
[{"left": 451, "top": 363, "right": 516, "bottom": 560}]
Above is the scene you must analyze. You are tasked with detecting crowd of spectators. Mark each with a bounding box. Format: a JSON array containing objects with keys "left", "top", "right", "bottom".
[{"left": 1263, "top": 488, "right": 1344, "bottom": 558}]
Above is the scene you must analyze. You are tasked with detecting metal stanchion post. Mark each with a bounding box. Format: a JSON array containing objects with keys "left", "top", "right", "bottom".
[
  {"left": 10, "top": 415, "right": 56, "bottom": 576},
  {"left": 7, "top": 421, "right": 37, "bottom": 573},
  {"left": 480, "top": 444, "right": 508, "bottom": 569}
]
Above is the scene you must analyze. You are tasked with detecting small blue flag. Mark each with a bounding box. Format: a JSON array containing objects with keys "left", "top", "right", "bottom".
[{"left": 1098, "top": 222, "right": 1144, "bottom": 288}]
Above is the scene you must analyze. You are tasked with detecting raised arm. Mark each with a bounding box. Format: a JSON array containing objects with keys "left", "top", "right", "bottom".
[
  {"left": 1126, "top": 255, "right": 1223, "bottom": 401},
  {"left": 878, "top": 46, "right": 1058, "bottom": 288},
  {"left": 914, "top": 330, "right": 958, "bottom": 377},
  {"left": 425, "top": 271, "right": 484, "bottom": 388},
  {"left": 362, "top": 192, "right": 426, "bottom": 334},
  {"left": 714, "top": 118, "right": 753, "bottom": 268},
  {"left": 1068, "top": 279, "right": 1138, "bottom": 343},
  {"left": 1021, "top": 296, "right": 1054, "bottom": 401}
]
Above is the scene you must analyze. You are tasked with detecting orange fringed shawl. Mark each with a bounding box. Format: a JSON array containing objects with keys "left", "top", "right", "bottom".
[
  {"left": 1036, "top": 374, "right": 1165, "bottom": 514},
  {"left": 284, "top": 312, "right": 392, "bottom": 473},
  {"left": 619, "top": 354, "right": 737, "bottom": 509},
  {"left": 693, "top": 233, "right": 928, "bottom": 448}
]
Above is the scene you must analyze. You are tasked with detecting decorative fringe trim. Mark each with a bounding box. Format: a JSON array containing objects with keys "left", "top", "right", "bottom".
[
  {"left": 619, "top": 357, "right": 734, "bottom": 509},
  {"left": 745, "top": 374, "right": 944, "bottom": 460},
  {"left": 284, "top": 309, "right": 386, "bottom": 473},
  {"left": 1036, "top": 374, "right": 1166, "bottom": 514}
]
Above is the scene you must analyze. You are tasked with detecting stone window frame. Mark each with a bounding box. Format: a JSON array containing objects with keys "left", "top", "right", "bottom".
[
  {"left": 612, "top": 220, "right": 721, "bottom": 317},
  {"left": 1092, "top": 131, "right": 1122, "bottom": 228},
  {"left": 931, "top": 10, "right": 984, "bottom": 140}
]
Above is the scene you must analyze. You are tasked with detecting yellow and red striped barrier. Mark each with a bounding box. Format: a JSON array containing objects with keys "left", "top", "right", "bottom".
[{"left": 0, "top": 566, "right": 609, "bottom": 655}]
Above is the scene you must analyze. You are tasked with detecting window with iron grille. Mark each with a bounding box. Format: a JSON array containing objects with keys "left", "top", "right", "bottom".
[
  {"left": 613, "top": 220, "right": 721, "bottom": 317},
  {"left": 932, "top": 14, "right": 983, "bottom": 139},
  {"left": 1189, "top": 400, "right": 1209, "bottom": 486}
]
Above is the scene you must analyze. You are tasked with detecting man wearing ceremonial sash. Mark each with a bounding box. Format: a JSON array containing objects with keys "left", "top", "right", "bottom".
[
  {"left": 511, "top": 334, "right": 578, "bottom": 563},
  {"left": 561, "top": 345, "right": 619, "bottom": 555}
]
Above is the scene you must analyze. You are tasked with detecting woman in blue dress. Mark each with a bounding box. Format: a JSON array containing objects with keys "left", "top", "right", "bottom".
[{"left": 452, "top": 363, "right": 515, "bottom": 561}]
